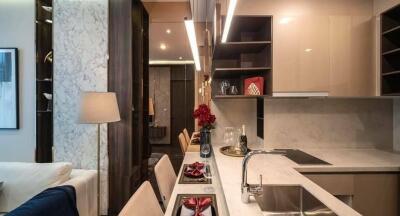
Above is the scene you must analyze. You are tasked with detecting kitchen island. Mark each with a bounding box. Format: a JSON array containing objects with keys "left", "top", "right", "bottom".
[{"left": 165, "top": 144, "right": 400, "bottom": 216}]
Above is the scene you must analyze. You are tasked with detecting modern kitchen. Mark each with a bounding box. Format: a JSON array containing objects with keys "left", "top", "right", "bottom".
[
  {"left": 1, "top": 0, "right": 400, "bottom": 216},
  {"left": 150, "top": 0, "right": 400, "bottom": 215}
]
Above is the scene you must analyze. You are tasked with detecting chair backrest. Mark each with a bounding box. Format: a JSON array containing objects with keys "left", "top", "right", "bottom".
[
  {"left": 154, "top": 155, "right": 177, "bottom": 209},
  {"left": 183, "top": 128, "right": 191, "bottom": 145},
  {"left": 178, "top": 133, "right": 188, "bottom": 154},
  {"left": 118, "top": 181, "right": 163, "bottom": 216}
]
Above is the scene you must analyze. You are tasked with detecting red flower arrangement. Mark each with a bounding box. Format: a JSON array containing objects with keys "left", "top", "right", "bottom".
[{"left": 193, "top": 104, "right": 216, "bottom": 130}]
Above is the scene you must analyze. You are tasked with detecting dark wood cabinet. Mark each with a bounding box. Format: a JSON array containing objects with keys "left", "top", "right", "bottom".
[
  {"left": 212, "top": 8, "right": 273, "bottom": 99},
  {"left": 381, "top": 4, "right": 400, "bottom": 96},
  {"left": 35, "top": 0, "right": 53, "bottom": 163},
  {"left": 108, "top": 0, "right": 149, "bottom": 214}
]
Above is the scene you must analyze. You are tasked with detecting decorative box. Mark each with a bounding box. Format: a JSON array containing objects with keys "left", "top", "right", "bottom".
[{"left": 244, "top": 77, "right": 264, "bottom": 95}]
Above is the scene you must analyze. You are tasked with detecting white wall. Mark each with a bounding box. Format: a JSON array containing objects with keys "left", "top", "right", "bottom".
[{"left": 0, "top": 0, "right": 36, "bottom": 162}]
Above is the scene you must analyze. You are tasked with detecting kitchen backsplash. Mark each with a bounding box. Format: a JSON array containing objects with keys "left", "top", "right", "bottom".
[
  {"left": 264, "top": 99, "right": 393, "bottom": 150},
  {"left": 211, "top": 99, "right": 263, "bottom": 148},
  {"left": 394, "top": 99, "right": 400, "bottom": 152}
]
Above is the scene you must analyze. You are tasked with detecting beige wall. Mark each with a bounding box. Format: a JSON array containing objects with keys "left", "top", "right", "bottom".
[
  {"left": 149, "top": 66, "right": 171, "bottom": 144},
  {"left": 264, "top": 99, "right": 393, "bottom": 149},
  {"left": 211, "top": 99, "right": 262, "bottom": 148}
]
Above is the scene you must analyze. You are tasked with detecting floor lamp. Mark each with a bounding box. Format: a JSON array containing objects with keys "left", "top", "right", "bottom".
[{"left": 79, "top": 92, "right": 121, "bottom": 216}]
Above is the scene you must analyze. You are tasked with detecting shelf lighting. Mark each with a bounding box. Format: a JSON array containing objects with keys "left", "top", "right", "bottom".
[
  {"left": 221, "top": 0, "right": 238, "bottom": 43},
  {"left": 184, "top": 19, "right": 201, "bottom": 71}
]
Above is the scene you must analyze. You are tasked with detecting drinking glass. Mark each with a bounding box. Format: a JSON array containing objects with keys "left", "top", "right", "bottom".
[{"left": 223, "top": 127, "right": 235, "bottom": 147}]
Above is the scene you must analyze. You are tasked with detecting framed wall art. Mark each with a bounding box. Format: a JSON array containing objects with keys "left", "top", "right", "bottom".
[{"left": 0, "top": 48, "right": 19, "bottom": 129}]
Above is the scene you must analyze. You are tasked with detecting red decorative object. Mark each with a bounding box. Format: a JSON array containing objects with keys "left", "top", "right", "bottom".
[
  {"left": 193, "top": 104, "right": 216, "bottom": 130},
  {"left": 184, "top": 162, "right": 205, "bottom": 178},
  {"left": 183, "top": 197, "right": 213, "bottom": 216},
  {"left": 244, "top": 76, "right": 264, "bottom": 95}
]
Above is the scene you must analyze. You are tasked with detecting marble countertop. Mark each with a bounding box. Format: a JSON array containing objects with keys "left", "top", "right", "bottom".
[{"left": 165, "top": 145, "right": 400, "bottom": 216}]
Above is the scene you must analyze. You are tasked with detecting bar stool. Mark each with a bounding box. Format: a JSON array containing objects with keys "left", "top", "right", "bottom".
[
  {"left": 178, "top": 133, "right": 188, "bottom": 154},
  {"left": 118, "top": 181, "right": 163, "bottom": 216},
  {"left": 183, "top": 128, "right": 191, "bottom": 145},
  {"left": 155, "top": 154, "right": 177, "bottom": 209}
]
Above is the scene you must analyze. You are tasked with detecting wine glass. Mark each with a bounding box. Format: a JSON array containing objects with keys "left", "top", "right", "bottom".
[
  {"left": 201, "top": 144, "right": 211, "bottom": 157},
  {"left": 224, "top": 127, "right": 235, "bottom": 147}
]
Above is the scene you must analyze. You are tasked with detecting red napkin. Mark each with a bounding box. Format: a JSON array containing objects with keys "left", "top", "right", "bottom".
[
  {"left": 184, "top": 162, "right": 205, "bottom": 178},
  {"left": 189, "top": 162, "right": 204, "bottom": 169},
  {"left": 183, "top": 197, "right": 212, "bottom": 216}
]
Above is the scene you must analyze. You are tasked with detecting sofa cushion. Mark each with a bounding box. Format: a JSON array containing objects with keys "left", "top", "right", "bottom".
[{"left": 0, "top": 162, "right": 72, "bottom": 212}]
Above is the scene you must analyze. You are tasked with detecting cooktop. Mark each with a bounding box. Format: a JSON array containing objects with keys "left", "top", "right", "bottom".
[{"left": 273, "top": 149, "right": 331, "bottom": 165}]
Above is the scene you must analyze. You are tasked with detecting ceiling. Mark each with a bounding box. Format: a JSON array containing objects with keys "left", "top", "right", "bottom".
[
  {"left": 143, "top": 0, "right": 215, "bottom": 61},
  {"left": 149, "top": 22, "right": 192, "bottom": 61}
]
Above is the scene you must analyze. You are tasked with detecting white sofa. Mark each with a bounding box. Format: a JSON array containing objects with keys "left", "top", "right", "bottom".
[{"left": 0, "top": 162, "right": 97, "bottom": 216}]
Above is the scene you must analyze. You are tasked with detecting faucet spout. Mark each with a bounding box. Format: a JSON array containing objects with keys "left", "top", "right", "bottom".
[{"left": 241, "top": 150, "right": 282, "bottom": 203}]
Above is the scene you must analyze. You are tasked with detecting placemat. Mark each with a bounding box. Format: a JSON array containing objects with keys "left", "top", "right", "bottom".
[
  {"left": 172, "top": 194, "right": 218, "bottom": 216},
  {"left": 178, "top": 164, "right": 212, "bottom": 184}
]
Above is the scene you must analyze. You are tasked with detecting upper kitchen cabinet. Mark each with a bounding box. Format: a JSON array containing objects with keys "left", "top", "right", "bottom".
[
  {"left": 212, "top": 7, "right": 273, "bottom": 98},
  {"left": 213, "top": 0, "right": 379, "bottom": 98},
  {"left": 273, "top": 16, "right": 330, "bottom": 95},
  {"left": 329, "top": 15, "right": 375, "bottom": 97},
  {"left": 273, "top": 15, "right": 375, "bottom": 97},
  {"left": 381, "top": 4, "right": 400, "bottom": 96}
]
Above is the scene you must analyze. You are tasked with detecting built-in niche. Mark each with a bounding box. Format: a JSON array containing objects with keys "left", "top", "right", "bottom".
[{"left": 35, "top": 0, "right": 53, "bottom": 162}]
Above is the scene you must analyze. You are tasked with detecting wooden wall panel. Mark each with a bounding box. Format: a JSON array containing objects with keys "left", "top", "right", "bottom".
[{"left": 108, "top": 0, "right": 134, "bottom": 215}]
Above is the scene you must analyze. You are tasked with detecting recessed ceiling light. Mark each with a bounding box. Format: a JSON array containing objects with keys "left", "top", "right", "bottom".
[
  {"left": 178, "top": 56, "right": 183, "bottom": 60},
  {"left": 166, "top": 29, "right": 171, "bottom": 34},
  {"left": 305, "top": 48, "right": 312, "bottom": 52},
  {"left": 280, "top": 17, "right": 293, "bottom": 24},
  {"left": 160, "top": 43, "right": 167, "bottom": 50},
  {"left": 184, "top": 19, "right": 201, "bottom": 71}
]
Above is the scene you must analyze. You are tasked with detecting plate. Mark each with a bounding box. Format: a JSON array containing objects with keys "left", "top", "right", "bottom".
[{"left": 176, "top": 205, "right": 217, "bottom": 216}]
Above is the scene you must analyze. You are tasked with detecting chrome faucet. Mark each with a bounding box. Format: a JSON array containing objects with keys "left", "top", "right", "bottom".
[{"left": 241, "top": 150, "right": 283, "bottom": 203}]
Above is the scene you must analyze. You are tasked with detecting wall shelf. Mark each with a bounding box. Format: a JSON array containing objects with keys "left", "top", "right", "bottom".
[
  {"left": 212, "top": 14, "right": 273, "bottom": 99},
  {"left": 382, "top": 47, "right": 400, "bottom": 56},
  {"left": 382, "top": 70, "right": 400, "bottom": 76},
  {"left": 213, "top": 41, "right": 271, "bottom": 59},
  {"left": 213, "top": 67, "right": 271, "bottom": 79},
  {"left": 381, "top": 3, "right": 400, "bottom": 96},
  {"left": 36, "top": 0, "right": 53, "bottom": 163},
  {"left": 213, "top": 95, "right": 265, "bottom": 99},
  {"left": 382, "top": 25, "right": 400, "bottom": 35}
]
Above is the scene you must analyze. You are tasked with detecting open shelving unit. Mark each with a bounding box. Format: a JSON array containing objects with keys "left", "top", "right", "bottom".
[
  {"left": 36, "top": 0, "right": 53, "bottom": 162},
  {"left": 212, "top": 15, "right": 273, "bottom": 99},
  {"left": 381, "top": 4, "right": 400, "bottom": 96}
]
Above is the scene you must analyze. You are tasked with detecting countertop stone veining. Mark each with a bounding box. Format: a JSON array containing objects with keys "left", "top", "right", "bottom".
[{"left": 166, "top": 144, "right": 400, "bottom": 216}]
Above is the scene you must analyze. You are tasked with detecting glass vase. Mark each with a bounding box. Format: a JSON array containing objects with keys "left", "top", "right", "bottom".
[{"left": 200, "top": 127, "right": 212, "bottom": 158}]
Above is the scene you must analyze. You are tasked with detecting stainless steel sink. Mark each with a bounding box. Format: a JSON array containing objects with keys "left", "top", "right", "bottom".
[{"left": 255, "top": 185, "right": 337, "bottom": 216}]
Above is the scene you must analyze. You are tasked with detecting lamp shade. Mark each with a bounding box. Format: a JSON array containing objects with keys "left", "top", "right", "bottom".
[
  {"left": 149, "top": 98, "right": 155, "bottom": 116},
  {"left": 79, "top": 92, "right": 121, "bottom": 124}
]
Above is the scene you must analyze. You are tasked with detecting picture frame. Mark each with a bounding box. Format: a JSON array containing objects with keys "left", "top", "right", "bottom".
[{"left": 0, "top": 48, "right": 19, "bottom": 129}]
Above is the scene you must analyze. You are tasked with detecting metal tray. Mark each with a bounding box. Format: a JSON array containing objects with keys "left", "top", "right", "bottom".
[{"left": 219, "top": 146, "right": 251, "bottom": 157}]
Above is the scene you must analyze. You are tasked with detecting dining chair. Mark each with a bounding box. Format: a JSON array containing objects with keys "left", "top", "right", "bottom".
[
  {"left": 118, "top": 181, "right": 163, "bottom": 216},
  {"left": 155, "top": 154, "right": 177, "bottom": 209},
  {"left": 178, "top": 133, "right": 188, "bottom": 154},
  {"left": 183, "top": 128, "right": 191, "bottom": 145}
]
